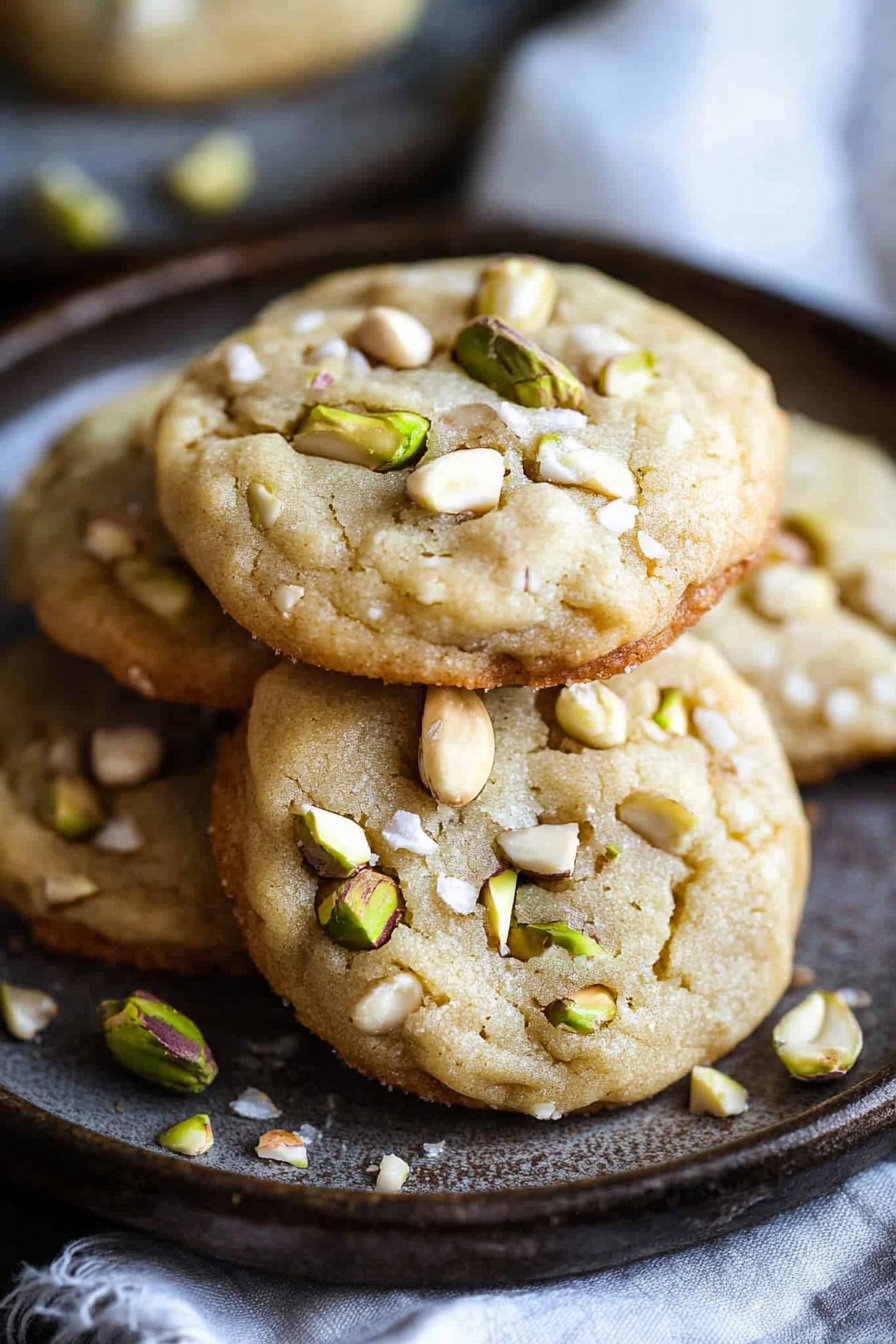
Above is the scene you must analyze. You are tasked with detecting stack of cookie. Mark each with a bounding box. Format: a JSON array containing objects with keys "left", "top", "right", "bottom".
[{"left": 6, "top": 254, "right": 826, "bottom": 1118}]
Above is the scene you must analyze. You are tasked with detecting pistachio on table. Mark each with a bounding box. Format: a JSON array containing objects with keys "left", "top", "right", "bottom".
[
  {"left": 689, "top": 1065, "right": 749, "bottom": 1117},
  {"left": 0, "top": 983, "right": 58, "bottom": 1041},
  {"left": 167, "top": 131, "right": 255, "bottom": 214},
  {"left": 40, "top": 774, "right": 105, "bottom": 840},
  {"left": 772, "top": 990, "right": 863, "bottom": 1081},
  {"left": 158, "top": 1113, "right": 215, "bottom": 1156},
  {"left": 256, "top": 1130, "right": 309, "bottom": 1168},
  {"left": 34, "top": 161, "right": 126, "bottom": 250},
  {"left": 99, "top": 990, "right": 218, "bottom": 1093}
]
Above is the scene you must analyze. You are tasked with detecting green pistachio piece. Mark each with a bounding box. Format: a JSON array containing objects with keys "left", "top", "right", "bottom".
[
  {"left": 1, "top": 983, "right": 58, "bottom": 1041},
  {"left": 34, "top": 161, "right": 126, "bottom": 251},
  {"left": 506, "top": 920, "right": 606, "bottom": 962},
  {"left": 689, "top": 1065, "right": 749, "bottom": 1117},
  {"left": 595, "top": 350, "right": 655, "bottom": 398},
  {"left": 167, "top": 132, "right": 255, "bottom": 215},
  {"left": 480, "top": 869, "right": 518, "bottom": 948},
  {"left": 316, "top": 869, "right": 404, "bottom": 951},
  {"left": 294, "top": 406, "right": 429, "bottom": 471},
  {"left": 653, "top": 687, "right": 688, "bottom": 735},
  {"left": 39, "top": 774, "right": 105, "bottom": 840},
  {"left": 772, "top": 990, "right": 863, "bottom": 1081},
  {"left": 452, "top": 316, "right": 585, "bottom": 410},
  {"left": 157, "top": 1113, "right": 214, "bottom": 1156},
  {"left": 99, "top": 991, "right": 218, "bottom": 1093},
  {"left": 293, "top": 804, "right": 371, "bottom": 879},
  {"left": 545, "top": 984, "right": 617, "bottom": 1034},
  {"left": 604, "top": 844, "right": 621, "bottom": 860}
]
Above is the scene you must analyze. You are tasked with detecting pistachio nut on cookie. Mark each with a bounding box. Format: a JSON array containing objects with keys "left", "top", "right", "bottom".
[
  {"left": 0, "top": 637, "right": 248, "bottom": 975},
  {"left": 211, "top": 635, "right": 808, "bottom": 1116},
  {"left": 5, "top": 379, "right": 274, "bottom": 710},
  {"left": 155, "top": 256, "right": 786, "bottom": 688},
  {"left": 700, "top": 415, "right": 896, "bottom": 781}
]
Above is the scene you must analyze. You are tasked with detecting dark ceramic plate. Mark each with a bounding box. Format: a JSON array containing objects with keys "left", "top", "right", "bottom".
[{"left": 1, "top": 218, "right": 895, "bottom": 1286}]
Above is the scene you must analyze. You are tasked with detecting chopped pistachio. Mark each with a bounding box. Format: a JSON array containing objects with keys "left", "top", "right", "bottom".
[
  {"left": 555, "top": 682, "right": 628, "bottom": 749},
  {"left": 167, "top": 132, "right": 255, "bottom": 214},
  {"left": 375, "top": 1153, "right": 410, "bottom": 1192},
  {"left": 435, "top": 875, "right": 479, "bottom": 914},
  {"left": 247, "top": 481, "right": 283, "bottom": 531},
  {"left": 0, "top": 983, "right": 58, "bottom": 1041},
  {"left": 114, "top": 558, "right": 193, "bottom": 621},
  {"left": 474, "top": 256, "right": 558, "bottom": 332},
  {"left": 689, "top": 1066, "right": 749, "bottom": 1117},
  {"left": 406, "top": 447, "right": 505, "bottom": 516},
  {"left": 256, "top": 1130, "right": 308, "bottom": 1168},
  {"left": 316, "top": 869, "right": 404, "bottom": 951},
  {"left": 496, "top": 822, "right": 579, "bottom": 879},
  {"left": 99, "top": 991, "right": 218, "bottom": 1093},
  {"left": 157, "top": 1113, "right": 214, "bottom": 1157},
  {"left": 772, "top": 990, "right": 863, "bottom": 1081},
  {"left": 351, "top": 972, "right": 423, "bottom": 1035},
  {"left": 507, "top": 921, "right": 606, "bottom": 961},
  {"left": 293, "top": 406, "right": 429, "bottom": 471},
  {"left": 91, "top": 725, "right": 164, "bottom": 788},
  {"left": 40, "top": 774, "right": 104, "bottom": 840},
  {"left": 653, "top": 688, "right": 688, "bottom": 735},
  {"left": 605, "top": 844, "right": 621, "bottom": 860},
  {"left": 380, "top": 810, "right": 439, "bottom": 856},
  {"left": 83, "top": 513, "right": 142, "bottom": 563},
  {"left": 452, "top": 317, "right": 585, "bottom": 410},
  {"left": 229, "top": 1087, "right": 281, "bottom": 1120},
  {"left": 419, "top": 687, "right": 495, "bottom": 807},
  {"left": 480, "top": 869, "right": 518, "bottom": 948},
  {"left": 616, "top": 791, "right": 697, "bottom": 855},
  {"left": 595, "top": 350, "right": 655, "bottom": 397},
  {"left": 545, "top": 985, "right": 617, "bottom": 1034},
  {"left": 355, "top": 306, "right": 434, "bottom": 369},
  {"left": 536, "top": 435, "right": 636, "bottom": 499},
  {"left": 94, "top": 815, "right": 144, "bottom": 855},
  {"left": 34, "top": 161, "right": 126, "bottom": 250},
  {"left": 44, "top": 874, "right": 99, "bottom": 904},
  {"left": 293, "top": 804, "right": 371, "bottom": 879}
]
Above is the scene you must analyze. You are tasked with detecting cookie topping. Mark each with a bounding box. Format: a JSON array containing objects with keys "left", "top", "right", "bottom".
[
  {"left": 419, "top": 687, "right": 495, "bottom": 807},
  {"left": 40, "top": 774, "right": 105, "bottom": 839},
  {"left": 494, "top": 402, "right": 587, "bottom": 439},
  {"left": 293, "top": 406, "right": 429, "bottom": 471},
  {"left": 689, "top": 1066, "right": 749, "bottom": 1117},
  {"left": 453, "top": 317, "right": 585, "bottom": 410},
  {"left": 749, "top": 564, "right": 838, "bottom": 621},
  {"left": 272, "top": 583, "right": 304, "bottom": 616},
  {"left": 351, "top": 972, "right": 423, "bottom": 1035},
  {"left": 374, "top": 1153, "right": 410, "bottom": 1192},
  {"left": 226, "top": 342, "right": 265, "bottom": 385},
  {"left": 84, "top": 513, "right": 142, "bottom": 563},
  {"left": 480, "top": 869, "right": 518, "bottom": 947},
  {"left": 474, "top": 256, "right": 558, "bottom": 333},
  {"left": 595, "top": 350, "right": 655, "bottom": 398},
  {"left": 94, "top": 814, "right": 144, "bottom": 854},
  {"left": 868, "top": 672, "right": 896, "bottom": 707},
  {"left": 91, "top": 725, "right": 164, "bottom": 788},
  {"left": 598, "top": 499, "right": 639, "bottom": 535},
  {"left": 292, "top": 310, "right": 325, "bottom": 334},
  {"left": 114, "top": 558, "right": 193, "bottom": 621},
  {"left": 406, "top": 447, "right": 504, "bottom": 517},
  {"left": 823, "top": 687, "right": 861, "bottom": 728},
  {"left": 496, "top": 823, "right": 579, "bottom": 879},
  {"left": 355, "top": 306, "right": 434, "bottom": 369},
  {"left": 435, "top": 875, "right": 479, "bottom": 914},
  {"left": 293, "top": 804, "right": 371, "bottom": 879},
  {"left": 536, "top": 436, "right": 637, "bottom": 500},
  {"left": 157, "top": 1113, "right": 214, "bottom": 1157},
  {"left": 780, "top": 670, "right": 819, "bottom": 710},
  {"left": 653, "top": 687, "right": 688, "bottom": 735},
  {"left": 44, "top": 874, "right": 98, "bottom": 904},
  {"left": 616, "top": 791, "right": 697, "bottom": 855},
  {"left": 507, "top": 920, "right": 605, "bottom": 961},
  {"left": 256, "top": 1130, "right": 308, "bottom": 1168},
  {"left": 0, "top": 983, "right": 58, "bottom": 1041},
  {"left": 691, "top": 707, "right": 738, "bottom": 754},
  {"left": 247, "top": 481, "right": 283, "bottom": 531},
  {"left": 773, "top": 990, "right": 863, "bottom": 1081},
  {"left": 315, "top": 869, "right": 404, "bottom": 950},
  {"left": 555, "top": 682, "right": 628, "bottom": 749},
  {"left": 637, "top": 530, "right": 669, "bottom": 561},
  {"left": 380, "top": 810, "right": 439, "bottom": 856}
]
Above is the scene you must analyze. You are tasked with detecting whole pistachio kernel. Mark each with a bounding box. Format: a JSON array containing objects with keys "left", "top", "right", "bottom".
[
  {"left": 316, "top": 869, "right": 404, "bottom": 951},
  {"left": 480, "top": 869, "right": 518, "bottom": 948},
  {"left": 355, "top": 306, "right": 434, "bottom": 370},
  {"left": 292, "top": 803, "right": 371, "bottom": 879},
  {"left": 772, "top": 990, "right": 863, "bottom": 1081},
  {"left": 474, "top": 256, "right": 558, "bottom": 333},
  {"left": 545, "top": 985, "right": 617, "bottom": 1034},
  {"left": 653, "top": 687, "right": 688, "bottom": 735},
  {"left": 616, "top": 791, "right": 697, "bottom": 855},
  {"left": 293, "top": 405, "right": 429, "bottom": 471},
  {"left": 452, "top": 316, "right": 585, "bottom": 410},
  {"left": 596, "top": 350, "right": 656, "bottom": 398},
  {"left": 114, "top": 557, "right": 193, "bottom": 621},
  {"left": 99, "top": 991, "right": 218, "bottom": 1093},
  {"left": 507, "top": 921, "right": 606, "bottom": 962},
  {"left": 555, "top": 682, "right": 627, "bottom": 749},
  {"left": 419, "top": 687, "right": 495, "bottom": 807},
  {"left": 157, "top": 1113, "right": 214, "bottom": 1157},
  {"left": 40, "top": 774, "right": 105, "bottom": 840}
]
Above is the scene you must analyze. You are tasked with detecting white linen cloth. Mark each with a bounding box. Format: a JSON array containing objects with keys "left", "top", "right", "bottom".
[{"left": 5, "top": 2, "right": 896, "bottom": 1340}]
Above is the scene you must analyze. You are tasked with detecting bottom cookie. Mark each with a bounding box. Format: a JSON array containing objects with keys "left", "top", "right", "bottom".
[
  {"left": 0, "top": 637, "right": 250, "bottom": 976},
  {"left": 213, "top": 636, "right": 809, "bottom": 1117}
]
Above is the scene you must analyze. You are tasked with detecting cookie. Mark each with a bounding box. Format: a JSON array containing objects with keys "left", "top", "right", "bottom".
[
  {"left": 212, "top": 635, "right": 808, "bottom": 1116},
  {"left": 6, "top": 378, "right": 274, "bottom": 709},
  {"left": 0, "top": 637, "right": 249, "bottom": 976},
  {"left": 1, "top": 0, "right": 424, "bottom": 103},
  {"left": 699, "top": 415, "right": 896, "bottom": 782},
  {"left": 155, "top": 255, "right": 785, "bottom": 690}
]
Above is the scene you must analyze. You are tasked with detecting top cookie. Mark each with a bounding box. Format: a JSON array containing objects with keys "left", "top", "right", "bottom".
[
  {"left": 155, "top": 256, "right": 786, "bottom": 689},
  {"left": 6, "top": 378, "right": 274, "bottom": 709}
]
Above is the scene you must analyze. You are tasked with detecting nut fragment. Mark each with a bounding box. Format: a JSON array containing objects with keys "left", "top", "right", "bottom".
[
  {"left": 480, "top": 869, "right": 518, "bottom": 948},
  {"left": 157, "top": 1113, "right": 214, "bottom": 1157},
  {"left": 507, "top": 921, "right": 606, "bottom": 961},
  {"left": 229, "top": 1087, "right": 282, "bottom": 1120},
  {"left": 435, "top": 875, "right": 479, "bottom": 914},
  {"left": 474, "top": 256, "right": 558, "bottom": 332},
  {"left": 496, "top": 823, "right": 579, "bottom": 878},
  {"left": 44, "top": 874, "right": 98, "bottom": 904},
  {"left": 316, "top": 869, "right": 404, "bottom": 951},
  {"left": 114, "top": 558, "right": 193, "bottom": 621},
  {"left": 380, "top": 810, "right": 438, "bottom": 856},
  {"left": 355, "top": 306, "right": 434, "bottom": 369},
  {"left": 772, "top": 990, "right": 863, "bottom": 1081},
  {"left": 595, "top": 350, "right": 655, "bottom": 397},
  {"left": 84, "top": 513, "right": 142, "bottom": 563},
  {"left": 94, "top": 815, "right": 144, "bottom": 854},
  {"left": 293, "top": 804, "right": 371, "bottom": 879},
  {"left": 91, "top": 725, "right": 164, "bottom": 788},
  {"left": 99, "top": 990, "right": 218, "bottom": 1093},
  {"left": 247, "top": 481, "right": 283, "bottom": 530},
  {"left": 256, "top": 1130, "right": 308, "bottom": 1168},
  {"left": 689, "top": 1066, "right": 749, "bottom": 1117},
  {"left": 555, "top": 682, "right": 627, "bottom": 749},
  {"left": 748, "top": 563, "right": 838, "bottom": 621},
  {"left": 653, "top": 687, "right": 688, "bottom": 735},
  {"left": 536, "top": 435, "right": 636, "bottom": 500},
  {"left": 294, "top": 405, "right": 430, "bottom": 471},
  {"left": 375, "top": 1153, "right": 410, "bottom": 1193},
  {"left": 616, "top": 791, "right": 697, "bottom": 855},
  {"left": 0, "top": 983, "right": 58, "bottom": 1041},
  {"left": 34, "top": 160, "right": 126, "bottom": 250},
  {"left": 406, "top": 448, "right": 504, "bottom": 516},
  {"left": 545, "top": 985, "right": 617, "bottom": 1034},
  {"left": 453, "top": 317, "right": 585, "bottom": 410},
  {"left": 272, "top": 583, "right": 304, "bottom": 616},
  {"left": 351, "top": 972, "right": 423, "bottom": 1035},
  {"left": 40, "top": 774, "right": 105, "bottom": 839},
  {"left": 167, "top": 131, "right": 255, "bottom": 214},
  {"left": 419, "top": 687, "right": 495, "bottom": 807}
]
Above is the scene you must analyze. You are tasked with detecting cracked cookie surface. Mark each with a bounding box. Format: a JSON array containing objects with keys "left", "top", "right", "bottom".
[
  {"left": 0, "top": 637, "right": 249, "bottom": 975},
  {"left": 6, "top": 378, "right": 274, "bottom": 708},
  {"left": 156, "top": 256, "right": 785, "bottom": 688},
  {"left": 212, "top": 636, "right": 808, "bottom": 1115},
  {"left": 700, "top": 416, "right": 896, "bottom": 781}
]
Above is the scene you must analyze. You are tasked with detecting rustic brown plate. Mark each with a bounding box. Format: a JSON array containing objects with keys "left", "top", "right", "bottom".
[{"left": 1, "top": 217, "right": 895, "bottom": 1287}]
